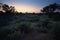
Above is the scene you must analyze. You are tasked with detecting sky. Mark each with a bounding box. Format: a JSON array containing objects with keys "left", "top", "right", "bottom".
[{"left": 0, "top": 0, "right": 60, "bottom": 13}]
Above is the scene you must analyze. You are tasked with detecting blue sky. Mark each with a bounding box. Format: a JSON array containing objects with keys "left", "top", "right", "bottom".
[{"left": 0, "top": 0, "right": 60, "bottom": 13}]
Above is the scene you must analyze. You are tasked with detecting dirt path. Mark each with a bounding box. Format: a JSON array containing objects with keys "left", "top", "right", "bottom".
[{"left": 21, "top": 30, "right": 54, "bottom": 40}]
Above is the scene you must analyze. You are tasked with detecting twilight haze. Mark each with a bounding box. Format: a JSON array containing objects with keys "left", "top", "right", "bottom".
[{"left": 0, "top": 0, "right": 60, "bottom": 13}]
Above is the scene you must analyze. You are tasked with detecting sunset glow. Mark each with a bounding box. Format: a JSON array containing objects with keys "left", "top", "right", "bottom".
[{"left": 13, "top": 4, "right": 40, "bottom": 13}]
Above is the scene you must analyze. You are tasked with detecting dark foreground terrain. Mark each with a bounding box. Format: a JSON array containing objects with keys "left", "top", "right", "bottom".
[{"left": 0, "top": 12, "right": 60, "bottom": 40}]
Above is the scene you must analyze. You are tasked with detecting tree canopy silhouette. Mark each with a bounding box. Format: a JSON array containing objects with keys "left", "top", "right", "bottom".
[
  {"left": 2, "top": 4, "right": 10, "bottom": 12},
  {"left": 0, "top": 3, "right": 15, "bottom": 12},
  {"left": 41, "top": 3, "right": 60, "bottom": 13}
]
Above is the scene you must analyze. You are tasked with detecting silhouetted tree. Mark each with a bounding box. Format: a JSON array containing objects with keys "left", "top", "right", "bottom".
[
  {"left": 0, "top": 3, "right": 15, "bottom": 12},
  {"left": 2, "top": 4, "right": 10, "bottom": 12},
  {"left": 41, "top": 3, "right": 60, "bottom": 13},
  {"left": 10, "top": 6, "right": 15, "bottom": 12}
]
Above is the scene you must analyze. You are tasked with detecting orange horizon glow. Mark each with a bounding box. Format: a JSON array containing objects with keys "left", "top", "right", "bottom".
[{"left": 10, "top": 4, "right": 40, "bottom": 13}]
